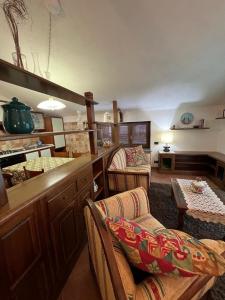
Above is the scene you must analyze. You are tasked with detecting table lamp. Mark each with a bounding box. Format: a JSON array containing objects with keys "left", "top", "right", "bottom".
[{"left": 161, "top": 132, "right": 173, "bottom": 152}]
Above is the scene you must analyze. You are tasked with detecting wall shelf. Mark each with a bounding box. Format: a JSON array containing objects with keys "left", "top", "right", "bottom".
[
  {"left": 0, "top": 59, "right": 98, "bottom": 106},
  {"left": 170, "top": 127, "right": 210, "bottom": 130},
  {"left": 94, "top": 186, "right": 104, "bottom": 200},
  {"left": 0, "top": 129, "right": 95, "bottom": 141},
  {"left": 216, "top": 117, "right": 225, "bottom": 120},
  {"left": 93, "top": 170, "right": 103, "bottom": 181}
]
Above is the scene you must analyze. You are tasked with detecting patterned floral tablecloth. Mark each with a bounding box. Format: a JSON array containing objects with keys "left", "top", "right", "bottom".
[
  {"left": 2, "top": 157, "right": 74, "bottom": 184},
  {"left": 177, "top": 179, "right": 225, "bottom": 225}
]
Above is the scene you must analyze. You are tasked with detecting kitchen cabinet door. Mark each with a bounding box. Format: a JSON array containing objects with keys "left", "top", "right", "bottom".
[
  {"left": 52, "top": 118, "right": 65, "bottom": 149},
  {"left": 25, "top": 151, "right": 39, "bottom": 160},
  {"left": 0, "top": 203, "right": 49, "bottom": 300},
  {"left": 40, "top": 148, "right": 51, "bottom": 157},
  {"left": 76, "top": 187, "right": 92, "bottom": 248},
  {"left": 50, "top": 201, "right": 78, "bottom": 281}
]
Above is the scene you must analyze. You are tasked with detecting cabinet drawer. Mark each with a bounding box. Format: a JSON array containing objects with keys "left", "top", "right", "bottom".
[
  {"left": 47, "top": 184, "right": 76, "bottom": 220},
  {"left": 76, "top": 166, "right": 92, "bottom": 191}
]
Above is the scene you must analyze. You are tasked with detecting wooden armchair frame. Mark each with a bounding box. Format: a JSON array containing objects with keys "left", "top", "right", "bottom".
[
  {"left": 86, "top": 198, "right": 224, "bottom": 300},
  {"left": 86, "top": 198, "right": 127, "bottom": 300}
]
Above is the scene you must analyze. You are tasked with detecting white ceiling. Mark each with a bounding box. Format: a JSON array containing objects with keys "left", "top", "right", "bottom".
[{"left": 0, "top": 0, "right": 225, "bottom": 114}]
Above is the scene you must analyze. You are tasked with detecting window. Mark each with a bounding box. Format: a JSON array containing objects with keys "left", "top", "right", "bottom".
[
  {"left": 119, "top": 121, "right": 151, "bottom": 149},
  {"left": 96, "top": 122, "right": 113, "bottom": 146}
]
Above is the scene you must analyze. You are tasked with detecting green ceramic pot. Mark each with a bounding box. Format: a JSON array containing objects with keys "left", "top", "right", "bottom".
[{"left": 2, "top": 97, "right": 34, "bottom": 134}]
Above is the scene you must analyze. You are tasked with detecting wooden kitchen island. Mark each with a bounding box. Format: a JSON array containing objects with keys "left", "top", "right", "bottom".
[{"left": 0, "top": 145, "right": 117, "bottom": 300}]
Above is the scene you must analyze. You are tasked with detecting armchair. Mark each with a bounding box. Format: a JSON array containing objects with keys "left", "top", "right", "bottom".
[{"left": 84, "top": 187, "right": 225, "bottom": 300}]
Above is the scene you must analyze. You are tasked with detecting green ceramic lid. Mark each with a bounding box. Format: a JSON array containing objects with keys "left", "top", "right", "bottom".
[{"left": 3, "top": 97, "right": 31, "bottom": 110}]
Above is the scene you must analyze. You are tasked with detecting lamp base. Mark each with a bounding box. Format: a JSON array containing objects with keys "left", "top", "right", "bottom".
[{"left": 163, "top": 146, "right": 170, "bottom": 152}]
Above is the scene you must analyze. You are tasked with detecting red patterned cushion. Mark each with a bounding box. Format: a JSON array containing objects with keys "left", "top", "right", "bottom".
[
  {"left": 106, "top": 217, "right": 225, "bottom": 277},
  {"left": 125, "top": 146, "right": 149, "bottom": 167}
]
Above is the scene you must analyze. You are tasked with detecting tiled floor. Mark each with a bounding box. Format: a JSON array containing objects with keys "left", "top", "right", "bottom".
[{"left": 59, "top": 169, "right": 217, "bottom": 300}]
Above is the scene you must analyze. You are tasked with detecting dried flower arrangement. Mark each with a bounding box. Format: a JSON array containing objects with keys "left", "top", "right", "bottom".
[{"left": 1, "top": 0, "right": 28, "bottom": 68}]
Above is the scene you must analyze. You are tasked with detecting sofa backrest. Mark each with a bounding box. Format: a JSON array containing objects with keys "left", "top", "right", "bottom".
[
  {"left": 96, "top": 187, "right": 150, "bottom": 219},
  {"left": 84, "top": 200, "right": 133, "bottom": 300},
  {"left": 108, "top": 148, "right": 127, "bottom": 170}
]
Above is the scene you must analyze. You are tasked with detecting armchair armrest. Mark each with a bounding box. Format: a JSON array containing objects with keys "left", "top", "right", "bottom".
[
  {"left": 107, "top": 168, "right": 150, "bottom": 195},
  {"left": 107, "top": 169, "right": 149, "bottom": 176}
]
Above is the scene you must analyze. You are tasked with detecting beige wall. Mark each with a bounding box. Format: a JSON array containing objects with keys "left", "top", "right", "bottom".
[
  {"left": 65, "top": 104, "right": 225, "bottom": 165},
  {"left": 64, "top": 122, "right": 90, "bottom": 154},
  {"left": 216, "top": 122, "right": 225, "bottom": 155}
]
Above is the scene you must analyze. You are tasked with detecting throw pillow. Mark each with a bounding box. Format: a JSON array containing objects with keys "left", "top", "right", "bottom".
[
  {"left": 125, "top": 146, "right": 149, "bottom": 167},
  {"left": 106, "top": 216, "right": 225, "bottom": 277}
]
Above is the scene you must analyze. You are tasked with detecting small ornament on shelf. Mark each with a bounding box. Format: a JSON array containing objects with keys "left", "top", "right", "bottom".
[
  {"left": 103, "top": 138, "right": 113, "bottom": 148},
  {"left": 93, "top": 181, "right": 98, "bottom": 193},
  {"left": 199, "top": 119, "right": 205, "bottom": 128}
]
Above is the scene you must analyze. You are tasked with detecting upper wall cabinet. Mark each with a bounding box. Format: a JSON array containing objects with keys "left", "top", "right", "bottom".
[
  {"left": 52, "top": 118, "right": 66, "bottom": 149},
  {"left": 42, "top": 117, "right": 66, "bottom": 150}
]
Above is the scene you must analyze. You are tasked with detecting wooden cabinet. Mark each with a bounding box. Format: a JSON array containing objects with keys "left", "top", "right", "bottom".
[
  {"left": 0, "top": 203, "right": 49, "bottom": 300},
  {"left": 76, "top": 187, "right": 92, "bottom": 245},
  {"left": 158, "top": 151, "right": 225, "bottom": 190},
  {"left": 43, "top": 166, "right": 93, "bottom": 291},
  {"left": 50, "top": 201, "right": 78, "bottom": 281},
  {"left": 159, "top": 152, "right": 175, "bottom": 172},
  {"left": 0, "top": 146, "right": 117, "bottom": 300},
  {"left": 215, "top": 161, "right": 225, "bottom": 187}
]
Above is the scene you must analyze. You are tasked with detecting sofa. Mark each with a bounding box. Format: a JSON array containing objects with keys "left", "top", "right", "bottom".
[
  {"left": 107, "top": 147, "right": 151, "bottom": 195},
  {"left": 84, "top": 187, "right": 225, "bottom": 300}
]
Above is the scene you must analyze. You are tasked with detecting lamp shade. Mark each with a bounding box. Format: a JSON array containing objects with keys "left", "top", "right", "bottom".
[
  {"left": 161, "top": 132, "right": 173, "bottom": 144},
  {"left": 37, "top": 98, "right": 66, "bottom": 110}
]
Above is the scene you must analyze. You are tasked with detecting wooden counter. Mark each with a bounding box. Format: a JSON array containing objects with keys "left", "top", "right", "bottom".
[
  {"left": 171, "top": 151, "right": 225, "bottom": 164},
  {"left": 0, "top": 145, "right": 117, "bottom": 300}
]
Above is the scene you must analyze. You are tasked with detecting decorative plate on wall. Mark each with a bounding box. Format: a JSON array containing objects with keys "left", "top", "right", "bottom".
[{"left": 180, "top": 112, "right": 194, "bottom": 125}]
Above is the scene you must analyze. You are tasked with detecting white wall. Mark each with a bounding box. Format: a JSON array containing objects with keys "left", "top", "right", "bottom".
[
  {"left": 216, "top": 120, "right": 225, "bottom": 154},
  {"left": 64, "top": 103, "right": 225, "bottom": 164}
]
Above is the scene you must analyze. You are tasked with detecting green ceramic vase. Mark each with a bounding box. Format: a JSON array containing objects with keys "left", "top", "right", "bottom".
[{"left": 3, "top": 97, "right": 34, "bottom": 134}]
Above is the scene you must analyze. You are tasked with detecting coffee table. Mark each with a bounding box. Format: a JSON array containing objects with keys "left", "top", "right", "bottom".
[
  {"left": 171, "top": 179, "right": 188, "bottom": 229},
  {"left": 171, "top": 178, "right": 225, "bottom": 230}
]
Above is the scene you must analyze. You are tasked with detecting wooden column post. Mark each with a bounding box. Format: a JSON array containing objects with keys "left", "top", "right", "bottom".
[
  {"left": 113, "top": 100, "right": 120, "bottom": 145},
  {"left": 0, "top": 170, "right": 8, "bottom": 207},
  {"left": 85, "top": 91, "right": 98, "bottom": 155}
]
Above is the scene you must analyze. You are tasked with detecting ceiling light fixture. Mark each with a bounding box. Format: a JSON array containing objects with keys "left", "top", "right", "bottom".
[{"left": 37, "top": 97, "right": 66, "bottom": 110}]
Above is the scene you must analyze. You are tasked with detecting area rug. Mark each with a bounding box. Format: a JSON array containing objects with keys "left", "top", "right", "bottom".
[
  {"left": 149, "top": 182, "right": 179, "bottom": 229},
  {"left": 149, "top": 182, "right": 225, "bottom": 300}
]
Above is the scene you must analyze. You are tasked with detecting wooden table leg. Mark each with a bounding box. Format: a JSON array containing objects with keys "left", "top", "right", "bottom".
[{"left": 178, "top": 208, "right": 186, "bottom": 230}]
